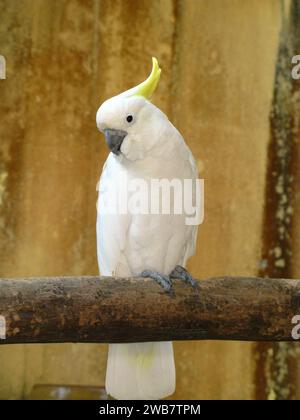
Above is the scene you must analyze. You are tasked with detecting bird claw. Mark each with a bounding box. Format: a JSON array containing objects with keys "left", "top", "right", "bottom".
[
  {"left": 141, "top": 270, "right": 172, "bottom": 292},
  {"left": 169, "top": 265, "right": 198, "bottom": 287}
]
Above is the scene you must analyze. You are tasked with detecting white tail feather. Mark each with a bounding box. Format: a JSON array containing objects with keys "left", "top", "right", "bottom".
[{"left": 105, "top": 341, "right": 175, "bottom": 400}]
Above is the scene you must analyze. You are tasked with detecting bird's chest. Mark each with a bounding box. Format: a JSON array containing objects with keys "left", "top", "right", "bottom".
[{"left": 99, "top": 155, "right": 186, "bottom": 213}]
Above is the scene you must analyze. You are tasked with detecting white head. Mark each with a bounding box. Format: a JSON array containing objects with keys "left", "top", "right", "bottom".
[{"left": 96, "top": 58, "right": 168, "bottom": 161}]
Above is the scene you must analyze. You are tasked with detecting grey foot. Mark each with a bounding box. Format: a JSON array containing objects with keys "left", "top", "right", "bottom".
[
  {"left": 141, "top": 269, "right": 172, "bottom": 292},
  {"left": 169, "top": 265, "right": 198, "bottom": 287}
]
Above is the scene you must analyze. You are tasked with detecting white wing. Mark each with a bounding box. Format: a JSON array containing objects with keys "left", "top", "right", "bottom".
[
  {"left": 97, "top": 133, "right": 199, "bottom": 277},
  {"left": 96, "top": 154, "right": 132, "bottom": 277}
]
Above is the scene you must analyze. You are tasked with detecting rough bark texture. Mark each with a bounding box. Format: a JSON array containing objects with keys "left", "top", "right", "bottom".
[{"left": 0, "top": 276, "right": 299, "bottom": 344}]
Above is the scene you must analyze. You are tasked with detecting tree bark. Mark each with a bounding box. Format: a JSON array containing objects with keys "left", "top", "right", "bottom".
[{"left": 0, "top": 276, "right": 299, "bottom": 344}]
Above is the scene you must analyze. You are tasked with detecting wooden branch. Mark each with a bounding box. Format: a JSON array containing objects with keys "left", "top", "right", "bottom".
[{"left": 0, "top": 276, "right": 299, "bottom": 344}]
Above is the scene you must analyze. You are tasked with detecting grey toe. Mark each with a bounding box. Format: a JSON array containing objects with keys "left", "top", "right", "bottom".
[
  {"left": 169, "top": 265, "right": 198, "bottom": 287},
  {"left": 141, "top": 270, "right": 172, "bottom": 292}
]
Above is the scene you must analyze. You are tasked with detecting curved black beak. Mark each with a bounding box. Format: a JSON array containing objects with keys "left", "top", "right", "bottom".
[{"left": 104, "top": 129, "right": 127, "bottom": 155}]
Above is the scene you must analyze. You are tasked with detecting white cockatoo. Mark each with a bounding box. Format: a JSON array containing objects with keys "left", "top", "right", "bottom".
[{"left": 96, "top": 58, "right": 199, "bottom": 400}]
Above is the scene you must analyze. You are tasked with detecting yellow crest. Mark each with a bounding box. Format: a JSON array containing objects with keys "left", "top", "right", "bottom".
[
  {"left": 134, "top": 57, "right": 161, "bottom": 99},
  {"left": 117, "top": 58, "right": 161, "bottom": 100}
]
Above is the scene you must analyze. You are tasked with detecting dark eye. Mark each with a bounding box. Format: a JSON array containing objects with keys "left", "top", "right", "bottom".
[{"left": 126, "top": 115, "right": 133, "bottom": 123}]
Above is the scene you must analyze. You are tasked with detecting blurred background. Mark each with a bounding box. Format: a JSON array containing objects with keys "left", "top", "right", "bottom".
[{"left": 1, "top": 0, "right": 300, "bottom": 400}]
